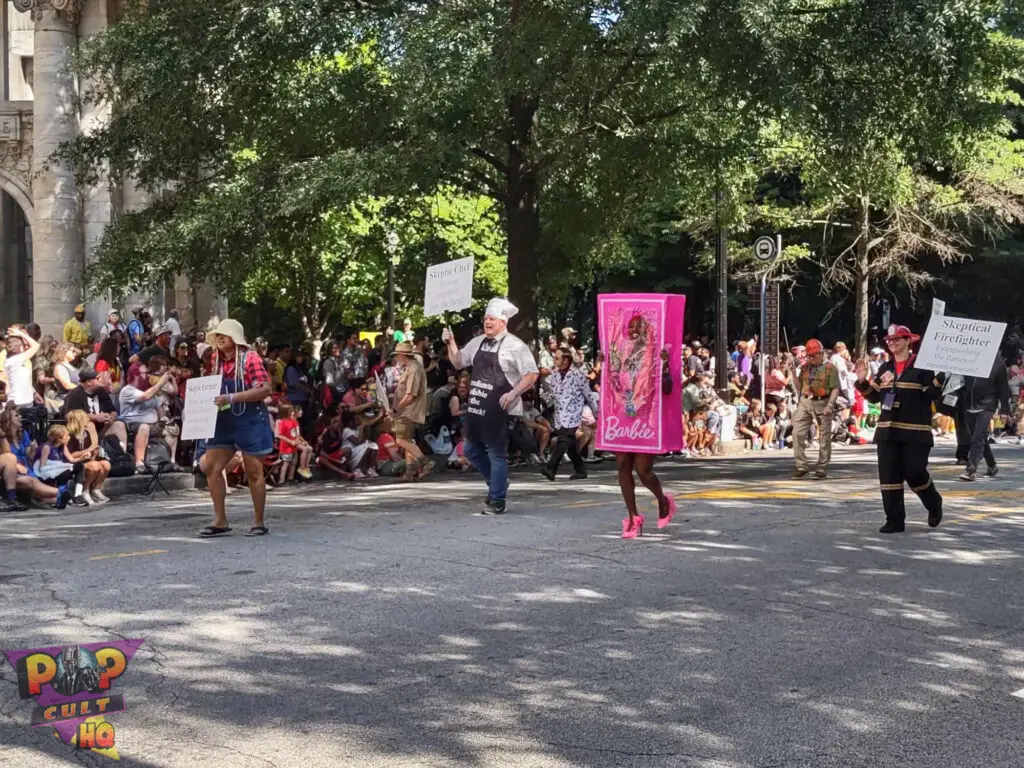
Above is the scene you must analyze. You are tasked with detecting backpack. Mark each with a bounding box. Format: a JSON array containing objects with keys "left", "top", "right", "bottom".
[{"left": 101, "top": 435, "right": 136, "bottom": 478}]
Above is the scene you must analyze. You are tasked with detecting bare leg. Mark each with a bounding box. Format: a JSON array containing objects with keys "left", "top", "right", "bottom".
[
  {"left": 241, "top": 454, "right": 267, "bottom": 528},
  {"left": 615, "top": 453, "right": 639, "bottom": 521},
  {"left": 396, "top": 438, "right": 423, "bottom": 463},
  {"left": 200, "top": 448, "right": 234, "bottom": 528},
  {"left": 1, "top": 453, "right": 18, "bottom": 495},
  {"left": 635, "top": 454, "right": 669, "bottom": 518},
  {"left": 164, "top": 433, "right": 179, "bottom": 463},
  {"left": 103, "top": 420, "right": 128, "bottom": 452},
  {"left": 17, "top": 476, "right": 58, "bottom": 502},
  {"left": 84, "top": 465, "right": 99, "bottom": 493},
  {"left": 317, "top": 455, "right": 353, "bottom": 480},
  {"left": 278, "top": 458, "right": 288, "bottom": 485},
  {"left": 133, "top": 424, "right": 150, "bottom": 465}
]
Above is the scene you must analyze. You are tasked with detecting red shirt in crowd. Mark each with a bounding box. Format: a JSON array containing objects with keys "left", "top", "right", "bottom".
[{"left": 276, "top": 418, "right": 300, "bottom": 455}]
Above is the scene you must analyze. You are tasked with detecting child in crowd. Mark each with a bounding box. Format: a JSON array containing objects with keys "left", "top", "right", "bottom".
[
  {"left": 0, "top": 405, "right": 71, "bottom": 508},
  {"left": 341, "top": 410, "right": 379, "bottom": 479},
  {"left": 739, "top": 398, "right": 768, "bottom": 449},
  {"left": 35, "top": 426, "right": 85, "bottom": 499},
  {"left": 316, "top": 411, "right": 354, "bottom": 480},
  {"left": 762, "top": 402, "right": 779, "bottom": 448},
  {"left": 774, "top": 401, "right": 792, "bottom": 449},
  {"left": 686, "top": 405, "right": 711, "bottom": 456},
  {"left": 275, "top": 403, "right": 313, "bottom": 483}
]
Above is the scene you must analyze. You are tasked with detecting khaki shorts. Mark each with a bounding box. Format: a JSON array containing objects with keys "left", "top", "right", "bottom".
[{"left": 392, "top": 417, "right": 418, "bottom": 441}]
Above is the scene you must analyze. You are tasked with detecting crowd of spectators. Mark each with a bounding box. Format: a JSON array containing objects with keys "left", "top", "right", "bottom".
[{"left": 4, "top": 304, "right": 1023, "bottom": 512}]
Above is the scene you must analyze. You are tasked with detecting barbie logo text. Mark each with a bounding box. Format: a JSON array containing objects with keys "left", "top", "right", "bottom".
[{"left": 603, "top": 416, "right": 656, "bottom": 443}]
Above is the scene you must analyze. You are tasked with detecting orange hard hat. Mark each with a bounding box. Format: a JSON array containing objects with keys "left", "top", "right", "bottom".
[{"left": 805, "top": 339, "right": 823, "bottom": 355}]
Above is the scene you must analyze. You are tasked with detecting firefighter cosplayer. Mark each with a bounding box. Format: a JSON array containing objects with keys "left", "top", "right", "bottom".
[{"left": 855, "top": 325, "right": 943, "bottom": 534}]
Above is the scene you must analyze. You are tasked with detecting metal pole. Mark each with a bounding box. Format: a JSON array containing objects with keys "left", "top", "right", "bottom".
[
  {"left": 387, "top": 261, "right": 395, "bottom": 330},
  {"left": 715, "top": 187, "right": 728, "bottom": 396},
  {"left": 760, "top": 274, "right": 767, "bottom": 406}
]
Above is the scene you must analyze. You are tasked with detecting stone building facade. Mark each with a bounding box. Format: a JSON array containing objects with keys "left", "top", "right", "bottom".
[{"left": 0, "top": 0, "right": 224, "bottom": 337}]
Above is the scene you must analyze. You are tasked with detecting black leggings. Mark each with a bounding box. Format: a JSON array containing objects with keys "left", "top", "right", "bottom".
[{"left": 43, "top": 464, "right": 85, "bottom": 490}]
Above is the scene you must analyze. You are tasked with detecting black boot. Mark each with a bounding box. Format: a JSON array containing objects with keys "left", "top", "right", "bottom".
[{"left": 879, "top": 521, "right": 905, "bottom": 534}]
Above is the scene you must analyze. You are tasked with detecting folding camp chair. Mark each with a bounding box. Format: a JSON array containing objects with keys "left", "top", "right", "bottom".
[{"left": 141, "top": 440, "right": 174, "bottom": 496}]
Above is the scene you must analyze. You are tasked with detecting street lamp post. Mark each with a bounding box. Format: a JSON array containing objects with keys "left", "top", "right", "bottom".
[
  {"left": 385, "top": 231, "right": 399, "bottom": 330},
  {"left": 715, "top": 186, "right": 729, "bottom": 398}
]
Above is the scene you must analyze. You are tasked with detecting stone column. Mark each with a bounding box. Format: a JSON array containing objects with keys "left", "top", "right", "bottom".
[{"left": 14, "top": 0, "right": 83, "bottom": 337}]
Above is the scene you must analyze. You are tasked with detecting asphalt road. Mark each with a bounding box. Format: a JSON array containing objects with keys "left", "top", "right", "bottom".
[{"left": 2, "top": 440, "right": 1023, "bottom": 767}]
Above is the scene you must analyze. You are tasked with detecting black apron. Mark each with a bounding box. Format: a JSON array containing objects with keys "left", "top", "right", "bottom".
[{"left": 466, "top": 337, "right": 511, "bottom": 447}]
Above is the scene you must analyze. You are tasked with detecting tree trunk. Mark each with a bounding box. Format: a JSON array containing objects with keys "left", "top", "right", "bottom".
[
  {"left": 504, "top": 93, "right": 540, "bottom": 345},
  {"left": 854, "top": 195, "right": 871, "bottom": 358}
]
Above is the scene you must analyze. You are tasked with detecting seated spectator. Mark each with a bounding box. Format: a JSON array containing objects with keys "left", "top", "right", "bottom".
[
  {"left": 343, "top": 377, "right": 384, "bottom": 433},
  {"left": 94, "top": 337, "right": 124, "bottom": 392},
  {"left": 728, "top": 372, "right": 749, "bottom": 406},
  {"left": 119, "top": 364, "right": 178, "bottom": 473},
  {"left": 739, "top": 398, "right": 769, "bottom": 449},
  {"left": 275, "top": 403, "right": 313, "bottom": 484},
  {"left": 375, "top": 428, "right": 407, "bottom": 477},
  {"left": 520, "top": 391, "right": 552, "bottom": 459},
  {"left": 341, "top": 410, "right": 379, "bottom": 478},
  {"left": 51, "top": 342, "right": 83, "bottom": 407},
  {"left": 762, "top": 402, "right": 779, "bottom": 447},
  {"left": 34, "top": 425, "right": 87, "bottom": 506},
  {"left": 316, "top": 409, "right": 354, "bottom": 480},
  {"left": 774, "top": 401, "right": 793, "bottom": 448},
  {"left": 65, "top": 409, "right": 112, "bottom": 504},
  {"left": 0, "top": 404, "right": 70, "bottom": 508},
  {"left": 686, "top": 404, "right": 712, "bottom": 456},
  {"left": 577, "top": 404, "right": 598, "bottom": 462},
  {"left": 63, "top": 368, "right": 129, "bottom": 449}
]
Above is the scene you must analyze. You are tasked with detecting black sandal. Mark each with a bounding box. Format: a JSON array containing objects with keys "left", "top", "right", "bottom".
[
  {"left": 198, "top": 526, "right": 232, "bottom": 537},
  {"left": 245, "top": 526, "right": 269, "bottom": 537}
]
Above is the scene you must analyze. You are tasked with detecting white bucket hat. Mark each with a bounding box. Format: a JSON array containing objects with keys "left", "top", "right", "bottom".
[{"left": 211, "top": 318, "right": 249, "bottom": 347}]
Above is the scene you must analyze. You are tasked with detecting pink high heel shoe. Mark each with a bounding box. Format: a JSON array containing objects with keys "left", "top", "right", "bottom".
[
  {"left": 657, "top": 495, "right": 678, "bottom": 529},
  {"left": 621, "top": 514, "right": 644, "bottom": 539}
]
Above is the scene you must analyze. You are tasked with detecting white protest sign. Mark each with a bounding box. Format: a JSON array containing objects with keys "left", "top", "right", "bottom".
[
  {"left": 931, "top": 298, "right": 946, "bottom": 317},
  {"left": 914, "top": 315, "right": 1006, "bottom": 377},
  {"left": 424, "top": 256, "right": 474, "bottom": 317},
  {"left": 181, "top": 375, "right": 223, "bottom": 441},
  {"left": 374, "top": 371, "right": 391, "bottom": 416}
]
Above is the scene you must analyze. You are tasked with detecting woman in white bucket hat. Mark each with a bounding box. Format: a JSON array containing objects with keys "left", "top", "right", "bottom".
[{"left": 198, "top": 318, "right": 274, "bottom": 537}]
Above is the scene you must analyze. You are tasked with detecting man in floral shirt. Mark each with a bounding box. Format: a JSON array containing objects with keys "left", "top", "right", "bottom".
[
  {"left": 541, "top": 350, "right": 598, "bottom": 481},
  {"left": 341, "top": 331, "right": 368, "bottom": 389}
]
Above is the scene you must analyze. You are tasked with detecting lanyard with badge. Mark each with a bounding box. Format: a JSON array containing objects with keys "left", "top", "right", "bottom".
[{"left": 881, "top": 363, "right": 899, "bottom": 412}]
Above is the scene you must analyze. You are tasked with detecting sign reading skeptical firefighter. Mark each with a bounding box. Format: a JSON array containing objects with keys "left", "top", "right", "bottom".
[
  {"left": 424, "top": 257, "right": 475, "bottom": 317},
  {"left": 914, "top": 315, "right": 1007, "bottom": 378}
]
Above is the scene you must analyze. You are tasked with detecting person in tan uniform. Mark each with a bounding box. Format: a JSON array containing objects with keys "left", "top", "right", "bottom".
[
  {"left": 792, "top": 339, "right": 841, "bottom": 479},
  {"left": 390, "top": 341, "right": 433, "bottom": 482}
]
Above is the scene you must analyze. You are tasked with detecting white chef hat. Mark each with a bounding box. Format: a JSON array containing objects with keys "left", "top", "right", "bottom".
[{"left": 485, "top": 297, "right": 518, "bottom": 321}]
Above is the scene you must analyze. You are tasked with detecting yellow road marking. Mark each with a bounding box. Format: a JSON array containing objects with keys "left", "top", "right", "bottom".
[
  {"left": 563, "top": 501, "right": 608, "bottom": 508},
  {"left": 89, "top": 549, "right": 168, "bottom": 561}
]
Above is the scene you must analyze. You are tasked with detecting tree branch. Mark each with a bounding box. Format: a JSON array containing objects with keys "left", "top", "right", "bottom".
[{"left": 470, "top": 146, "right": 507, "bottom": 174}]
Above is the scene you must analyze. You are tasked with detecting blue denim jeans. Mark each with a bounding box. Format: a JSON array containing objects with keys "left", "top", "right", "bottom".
[{"left": 464, "top": 438, "right": 509, "bottom": 502}]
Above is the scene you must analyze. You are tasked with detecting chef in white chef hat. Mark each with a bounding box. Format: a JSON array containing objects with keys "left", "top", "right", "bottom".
[{"left": 442, "top": 297, "right": 539, "bottom": 515}]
